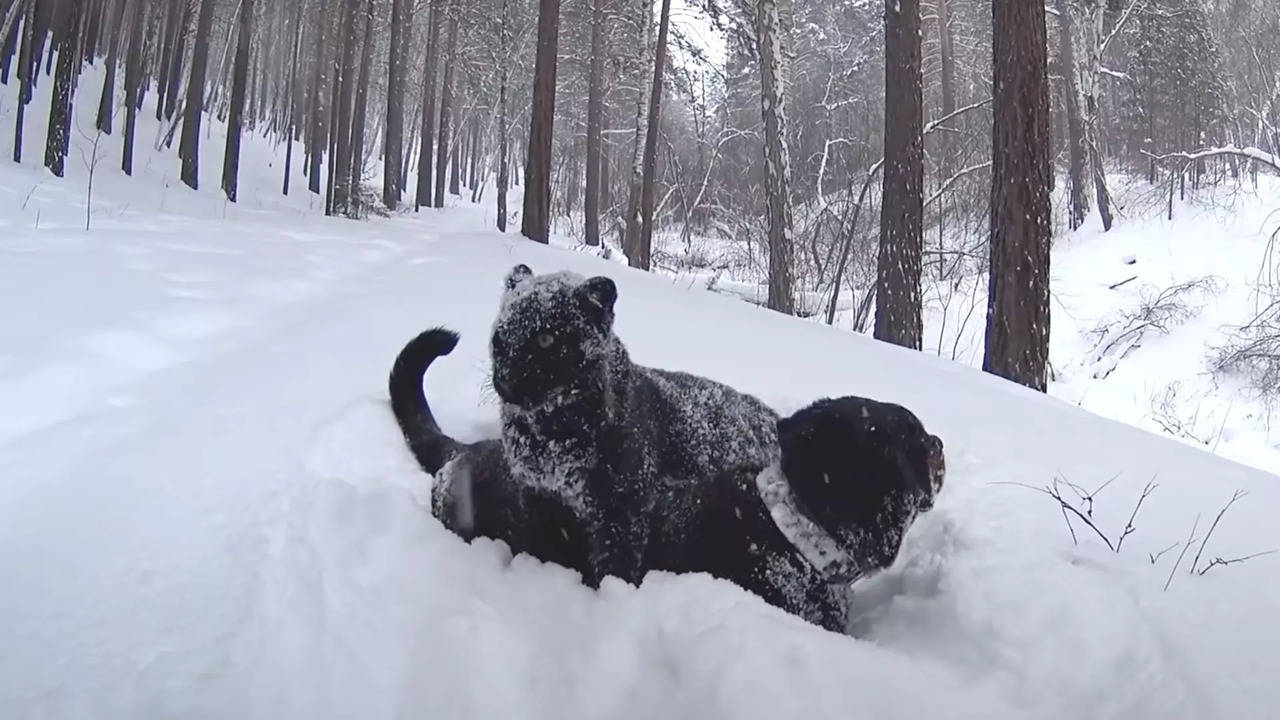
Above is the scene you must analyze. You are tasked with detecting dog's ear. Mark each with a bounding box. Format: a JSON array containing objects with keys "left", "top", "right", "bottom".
[
  {"left": 504, "top": 264, "right": 533, "bottom": 291},
  {"left": 577, "top": 276, "right": 617, "bottom": 327}
]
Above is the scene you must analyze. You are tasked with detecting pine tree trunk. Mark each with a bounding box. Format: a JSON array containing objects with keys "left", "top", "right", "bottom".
[
  {"left": 583, "top": 0, "right": 606, "bottom": 246},
  {"left": 154, "top": 0, "right": 176, "bottom": 119},
  {"left": 162, "top": 0, "right": 189, "bottom": 121},
  {"left": 1087, "top": 93, "right": 1113, "bottom": 230},
  {"left": 347, "top": 0, "right": 373, "bottom": 214},
  {"left": 83, "top": 0, "right": 101, "bottom": 61},
  {"left": 94, "top": 0, "right": 126, "bottom": 132},
  {"left": 1057, "top": 0, "right": 1088, "bottom": 230},
  {"left": 756, "top": 0, "right": 795, "bottom": 313},
  {"left": 984, "top": 0, "right": 1052, "bottom": 391},
  {"left": 28, "top": 0, "right": 51, "bottom": 88},
  {"left": 1, "top": 0, "right": 21, "bottom": 84},
  {"left": 323, "top": 3, "right": 341, "bottom": 215},
  {"left": 307, "top": 3, "right": 330, "bottom": 195},
  {"left": 331, "top": 0, "right": 357, "bottom": 214},
  {"left": 520, "top": 0, "right": 560, "bottom": 242},
  {"left": 433, "top": 0, "right": 458, "bottom": 208},
  {"left": 467, "top": 120, "right": 479, "bottom": 190},
  {"left": 496, "top": 0, "right": 509, "bottom": 231},
  {"left": 875, "top": 0, "right": 923, "bottom": 345},
  {"left": 11, "top": 0, "right": 36, "bottom": 162},
  {"left": 414, "top": 0, "right": 441, "bottom": 210},
  {"left": 221, "top": 0, "right": 252, "bottom": 201},
  {"left": 934, "top": 0, "right": 956, "bottom": 240},
  {"left": 281, "top": 0, "right": 302, "bottom": 194},
  {"left": 448, "top": 98, "right": 461, "bottom": 195},
  {"left": 381, "top": 0, "right": 407, "bottom": 208},
  {"left": 632, "top": 0, "right": 670, "bottom": 269},
  {"left": 45, "top": 0, "right": 83, "bottom": 178},
  {"left": 178, "top": 0, "right": 214, "bottom": 190},
  {"left": 121, "top": 0, "right": 145, "bottom": 173}
]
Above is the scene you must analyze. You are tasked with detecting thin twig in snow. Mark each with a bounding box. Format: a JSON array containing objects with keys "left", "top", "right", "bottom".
[
  {"left": 1190, "top": 490, "right": 1247, "bottom": 575},
  {"left": 1165, "top": 515, "right": 1200, "bottom": 592}
]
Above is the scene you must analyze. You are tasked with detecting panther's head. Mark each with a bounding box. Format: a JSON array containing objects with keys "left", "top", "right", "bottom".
[{"left": 490, "top": 264, "right": 619, "bottom": 410}]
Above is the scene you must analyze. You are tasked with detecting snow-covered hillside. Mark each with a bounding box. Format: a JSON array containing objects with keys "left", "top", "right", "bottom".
[{"left": 3, "top": 71, "right": 1280, "bottom": 719}]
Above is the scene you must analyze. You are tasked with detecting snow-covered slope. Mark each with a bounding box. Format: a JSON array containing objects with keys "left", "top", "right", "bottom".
[{"left": 4, "top": 71, "right": 1280, "bottom": 719}]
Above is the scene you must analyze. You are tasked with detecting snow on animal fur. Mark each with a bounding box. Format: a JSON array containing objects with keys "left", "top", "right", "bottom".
[{"left": 490, "top": 265, "right": 780, "bottom": 585}]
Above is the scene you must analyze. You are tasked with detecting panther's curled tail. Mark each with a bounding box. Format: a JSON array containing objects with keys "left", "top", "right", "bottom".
[{"left": 388, "top": 327, "right": 463, "bottom": 474}]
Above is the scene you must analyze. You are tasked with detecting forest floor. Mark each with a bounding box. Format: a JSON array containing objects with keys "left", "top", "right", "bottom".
[{"left": 3, "top": 66, "right": 1280, "bottom": 719}]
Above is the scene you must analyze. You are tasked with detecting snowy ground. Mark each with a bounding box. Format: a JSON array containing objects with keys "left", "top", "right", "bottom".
[{"left": 4, "top": 70, "right": 1280, "bottom": 719}]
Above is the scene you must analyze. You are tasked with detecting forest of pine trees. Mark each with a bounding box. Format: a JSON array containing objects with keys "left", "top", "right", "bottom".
[{"left": 2, "top": 0, "right": 1276, "bottom": 390}]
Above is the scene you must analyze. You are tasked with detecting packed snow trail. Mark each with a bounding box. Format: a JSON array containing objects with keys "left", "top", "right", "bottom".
[{"left": 3, "top": 193, "right": 1280, "bottom": 719}]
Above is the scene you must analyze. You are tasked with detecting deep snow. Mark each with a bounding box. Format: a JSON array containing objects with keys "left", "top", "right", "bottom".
[{"left": 3, "top": 66, "right": 1280, "bottom": 719}]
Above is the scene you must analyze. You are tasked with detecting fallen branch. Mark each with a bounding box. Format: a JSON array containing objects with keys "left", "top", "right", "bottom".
[{"left": 1142, "top": 145, "right": 1280, "bottom": 174}]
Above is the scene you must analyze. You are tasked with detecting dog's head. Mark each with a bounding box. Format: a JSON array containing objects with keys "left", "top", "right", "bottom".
[
  {"left": 776, "top": 397, "right": 944, "bottom": 569},
  {"left": 490, "top": 264, "right": 618, "bottom": 410}
]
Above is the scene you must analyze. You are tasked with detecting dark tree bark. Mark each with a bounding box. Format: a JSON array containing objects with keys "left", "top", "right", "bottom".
[
  {"left": 1056, "top": 0, "right": 1088, "bottom": 230},
  {"left": 154, "top": 0, "right": 176, "bottom": 119},
  {"left": 467, "top": 119, "right": 479, "bottom": 191},
  {"left": 583, "top": 0, "right": 606, "bottom": 245},
  {"left": 94, "top": 0, "right": 126, "bottom": 132},
  {"left": 496, "top": 0, "right": 509, "bottom": 230},
  {"left": 121, "top": 0, "right": 145, "bottom": 173},
  {"left": 306, "top": 2, "right": 329, "bottom": 195},
  {"left": 331, "top": 0, "right": 357, "bottom": 214},
  {"left": 281, "top": 0, "right": 302, "bottom": 194},
  {"left": 381, "top": 0, "right": 408, "bottom": 208},
  {"left": 984, "top": 0, "right": 1052, "bottom": 391},
  {"left": 28, "top": 0, "right": 52, "bottom": 88},
  {"left": 162, "top": 0, "right": 189, "bottom": 121},
  {"left": 414, "top": 0, "right": 441, "bottom": 210},
  {"left": 455, "top": 95, "right": 465, "bottom": 197},
  {"left": 433, "top": 0, "right": 458, "bottom": 208},
  {"left": 45, "top": 0, "right": 83, "bottom": 178},
  {"left": 933, "top": 0, "right": 956, "bottom": 240},
  {"left": 323, "top": 2, "right": 341, "bottom": 215},
  {"left": 1, "top": 0, "right": 20, "bottom": 84},
  {"left": 11, "top": 0, "right": 36, "bottom": 162},
  {"left": 520, "top": 0, "right": 560, "bottom": 242},
  {"left": 875, "top": 0, "right": 924, "bottom": 347},
  {"left": 221, "top": 0, "right": 253, "bottom": 201},
  {"left": 83, "top": 0, "right": 101, "bottom": 61},
  {"left": 178, "top": 0, "right": 214, "bottom": 190},
  {"left": 756, "top": 0, "right": 795, "bottom": 313},
  {"left": 1087, "top": 93, "right": 1113, "bottom": 230},
  {"left": 632, "top": 0, "right": 671, "bottom": 269},
  {"left": 347, "top": 0, "right": 373, "bottom": 214}
]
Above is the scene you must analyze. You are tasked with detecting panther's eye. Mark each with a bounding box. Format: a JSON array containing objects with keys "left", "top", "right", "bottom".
[{"left": 536, "top": 332, "right": 555, "bottom": 349}]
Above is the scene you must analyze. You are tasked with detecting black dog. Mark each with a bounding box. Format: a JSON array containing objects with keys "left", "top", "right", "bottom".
[
  {"left": 778, "top": 397, "right": 945, "bottom": 575},
  {"left": 389, "top": 330, "right": 945, "bottom": 631}
]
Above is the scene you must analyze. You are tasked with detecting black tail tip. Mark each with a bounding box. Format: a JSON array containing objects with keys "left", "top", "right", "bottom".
[{"left": 417, "top": 327, "right": 461, "bottom": 356}]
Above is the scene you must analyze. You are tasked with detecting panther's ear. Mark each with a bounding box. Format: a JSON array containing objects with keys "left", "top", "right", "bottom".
[
  {"left": 577, "top": 276, "right": 617, "bottom": 326},
  {"left": 775, "top": 416, "right": 797, "bottom": 447},
  {"left": 504, "top": 264, "right": 533, "bottom": 291}
]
